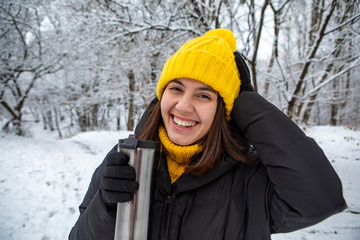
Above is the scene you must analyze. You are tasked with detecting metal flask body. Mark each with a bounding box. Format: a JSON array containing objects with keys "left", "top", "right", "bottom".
[{"left": 114, "top": 138, "right": 160, "bottom": 240}]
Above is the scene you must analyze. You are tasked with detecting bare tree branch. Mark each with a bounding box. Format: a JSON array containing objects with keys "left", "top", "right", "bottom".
[{"left": 287, "top": 0, "right": 337, "bottom": 116}]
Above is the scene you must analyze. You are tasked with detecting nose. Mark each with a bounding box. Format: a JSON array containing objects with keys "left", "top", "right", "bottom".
[{"left": 175, "top": 94, "right": 194, "bottom": 113}]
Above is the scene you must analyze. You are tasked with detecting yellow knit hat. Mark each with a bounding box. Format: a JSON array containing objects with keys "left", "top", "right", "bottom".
[{"left": 156, "top": 28, "right": 241, "bottom": 121}]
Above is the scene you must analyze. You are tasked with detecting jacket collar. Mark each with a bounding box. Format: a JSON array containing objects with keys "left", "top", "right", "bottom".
[{"left": 156, "top": 154, "right": 238, "bottom": 195}]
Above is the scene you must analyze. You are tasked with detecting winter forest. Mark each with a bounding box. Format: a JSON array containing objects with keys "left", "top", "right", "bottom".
[
  {"left": 1, "top": 1, "right": 360, "bottom": 239},
  {"left": 1, "top": 0, "right": 360, "bottom": 137}
]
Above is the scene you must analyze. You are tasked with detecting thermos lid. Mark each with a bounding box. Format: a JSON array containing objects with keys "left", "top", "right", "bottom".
[{"left": 119, "top": 138, "right": 161, "bottom": 150}]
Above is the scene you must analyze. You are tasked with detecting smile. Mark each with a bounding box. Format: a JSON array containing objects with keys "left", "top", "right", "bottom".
[{"left": 173, "top": 116, "right": 197, "bottom": 128}]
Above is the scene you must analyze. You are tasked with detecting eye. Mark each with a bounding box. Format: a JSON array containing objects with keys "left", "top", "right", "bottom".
[
  {"left": 198, "top": 94, "right": 211, "bottom": 100},
  {"left": 167, "top": 85, "right": 184, "bottom": 95},
  {"left": 169, "top": 86, "right": 183, "bottom": 93}
]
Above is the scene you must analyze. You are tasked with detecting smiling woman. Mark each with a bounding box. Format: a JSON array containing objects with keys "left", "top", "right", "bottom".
[{"left": 69, "top": 29, "right": 346, "bottom": 240}]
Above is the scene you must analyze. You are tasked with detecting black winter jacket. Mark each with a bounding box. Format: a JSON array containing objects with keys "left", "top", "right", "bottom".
[{"left": 69, "top": 92, "right": 346, "bottom": 240}]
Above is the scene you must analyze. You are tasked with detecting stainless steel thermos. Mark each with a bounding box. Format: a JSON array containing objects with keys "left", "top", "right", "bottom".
[{"left": 114, "top": 138, "right": 161, "bottom": 240}]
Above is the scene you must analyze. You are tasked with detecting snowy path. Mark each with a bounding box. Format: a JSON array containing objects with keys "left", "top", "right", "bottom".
[{"left": 0, "top": 126, "right": 359, "bottom": 240}]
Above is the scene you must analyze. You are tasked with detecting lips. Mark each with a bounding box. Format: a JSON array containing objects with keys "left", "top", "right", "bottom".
[{"left": 172, "top": 116, "right": 197, "bottom": 128}]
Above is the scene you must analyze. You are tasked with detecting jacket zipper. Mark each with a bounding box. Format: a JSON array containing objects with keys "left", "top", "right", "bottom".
[{"left": 161, "top": 194, "right": 175, "bottom": 240}]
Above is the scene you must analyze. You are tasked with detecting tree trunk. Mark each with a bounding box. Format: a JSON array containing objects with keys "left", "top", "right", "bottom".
[
  {"left": 264, "top": 1, "right": 285, "bottom": 97},
  {"left": 90, "top": 104, "right": 99, "bottom": 130},
  {"left": 77, "top": 107, "right": 87, "bottom": 132},
  {"left": 116, "top": 107, "right": 121, "bottom": 131},
  {"left": 249, "top": 0, "right": 269, "bottom": 92},
  {"left": 127, "top": 70, "right": 135, "bottom": 131},
  {"left": 54, "top": 107, "right": 63, "bottom": 138}
]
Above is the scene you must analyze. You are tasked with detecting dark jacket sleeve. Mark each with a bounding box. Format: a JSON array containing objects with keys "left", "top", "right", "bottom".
[
  {"left": 231, "top": 92, "right": 347, "bottom": 233},
  {"left": 69, "top": 147, "right": 118, "bottom": 240}
]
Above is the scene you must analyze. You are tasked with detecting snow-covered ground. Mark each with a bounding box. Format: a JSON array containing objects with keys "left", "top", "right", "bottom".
[{"left": 0, "top": 125, "right": 359, "bottom": 240}]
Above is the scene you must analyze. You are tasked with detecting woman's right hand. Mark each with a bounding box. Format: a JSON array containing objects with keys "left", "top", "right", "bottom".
[{"left": 100, "top": 152, "right": 139, "bottom": 209}]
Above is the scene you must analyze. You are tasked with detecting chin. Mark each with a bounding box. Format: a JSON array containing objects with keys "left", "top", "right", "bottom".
[
  {"left": 170, "top": 136, "right": 195, "bottom": 146},
  {"left": 172, "top": 139, "right": 191, "bottom": 146}
]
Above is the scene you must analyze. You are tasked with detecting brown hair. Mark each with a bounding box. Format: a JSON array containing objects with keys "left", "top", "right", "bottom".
[{"left": 139, "top": 97, "right": 249, "bottom": 175}]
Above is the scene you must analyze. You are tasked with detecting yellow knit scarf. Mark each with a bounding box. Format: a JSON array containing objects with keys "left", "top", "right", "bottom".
[{"left": 158, "top": 125, "right": 203, "bottom": 184}]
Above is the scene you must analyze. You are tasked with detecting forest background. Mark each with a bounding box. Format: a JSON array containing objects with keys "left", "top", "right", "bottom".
[
  {"left": 1, "top": 0, "right": 360, "bottom": 137},
  {"left": 1, "top": 1, "right": 360, "bottom": 239}
]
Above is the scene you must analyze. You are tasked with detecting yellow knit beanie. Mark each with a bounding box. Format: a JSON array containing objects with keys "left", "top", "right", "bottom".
[{"left": 156, "top": 28, "right": 241, "bottom": 121}]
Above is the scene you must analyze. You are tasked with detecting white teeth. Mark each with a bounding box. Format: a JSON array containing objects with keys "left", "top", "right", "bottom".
[{"left": 173, "top": 116, "right": 196, "bottom": 127}]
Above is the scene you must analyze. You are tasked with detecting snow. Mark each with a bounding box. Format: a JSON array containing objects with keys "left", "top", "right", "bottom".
[{"left": 0, "top": 125, "right": 359, "bottom": 240}]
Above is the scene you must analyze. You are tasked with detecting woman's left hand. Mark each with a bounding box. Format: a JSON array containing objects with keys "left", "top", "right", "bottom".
[{"left": 234, "top": 51, "right": 254, "bottom": 93}]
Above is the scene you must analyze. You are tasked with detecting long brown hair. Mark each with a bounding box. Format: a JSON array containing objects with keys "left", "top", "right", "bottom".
[{"left": 139, "top": 97, "right": 249, "bottom": 175}]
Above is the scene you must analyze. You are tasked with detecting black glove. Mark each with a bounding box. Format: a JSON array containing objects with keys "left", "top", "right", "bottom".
[
  {"left": 100, "top": 151, "right": 139, "bottom": 209},
  {"left": 234, "top": 51, "right": 254, "bottom": 92}
]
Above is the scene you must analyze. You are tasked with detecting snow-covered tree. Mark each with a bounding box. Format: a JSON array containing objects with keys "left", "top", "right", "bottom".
[{"left": 0, "top": 1, "right": 63, "bottom": 135}]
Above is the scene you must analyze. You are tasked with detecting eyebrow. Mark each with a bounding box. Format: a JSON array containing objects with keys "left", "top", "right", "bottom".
[{"left": 171, "top": 79, "right": 217, "bottom": 94}]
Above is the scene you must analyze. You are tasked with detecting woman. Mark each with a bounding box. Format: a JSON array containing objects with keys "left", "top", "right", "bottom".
[{"left": 69, "top": 29, "right": 346, "bottom": 240}]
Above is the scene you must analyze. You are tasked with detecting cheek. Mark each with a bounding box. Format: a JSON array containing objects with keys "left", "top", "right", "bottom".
[
  {"left": 160, "top": 99, "right": 167, "bottom": 120},
  {"left": 160, "top": 92, "right": 172, "bottom": 117},
  {"left": 199, "top": 103, "right": 217, "bottom": 126}
]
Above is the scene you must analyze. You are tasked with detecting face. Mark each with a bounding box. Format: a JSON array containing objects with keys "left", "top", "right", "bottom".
[{"left": 160, "top": 78, "right": 218, "bottom": 146}]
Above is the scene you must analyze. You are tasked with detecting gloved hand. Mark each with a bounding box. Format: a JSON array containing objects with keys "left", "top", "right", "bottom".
[
  {"left": 234, "top": 51, "right": 254, "bottom": 92},
  {"left": 100, "top": 151, "right": 139, "bottom": 209}
]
